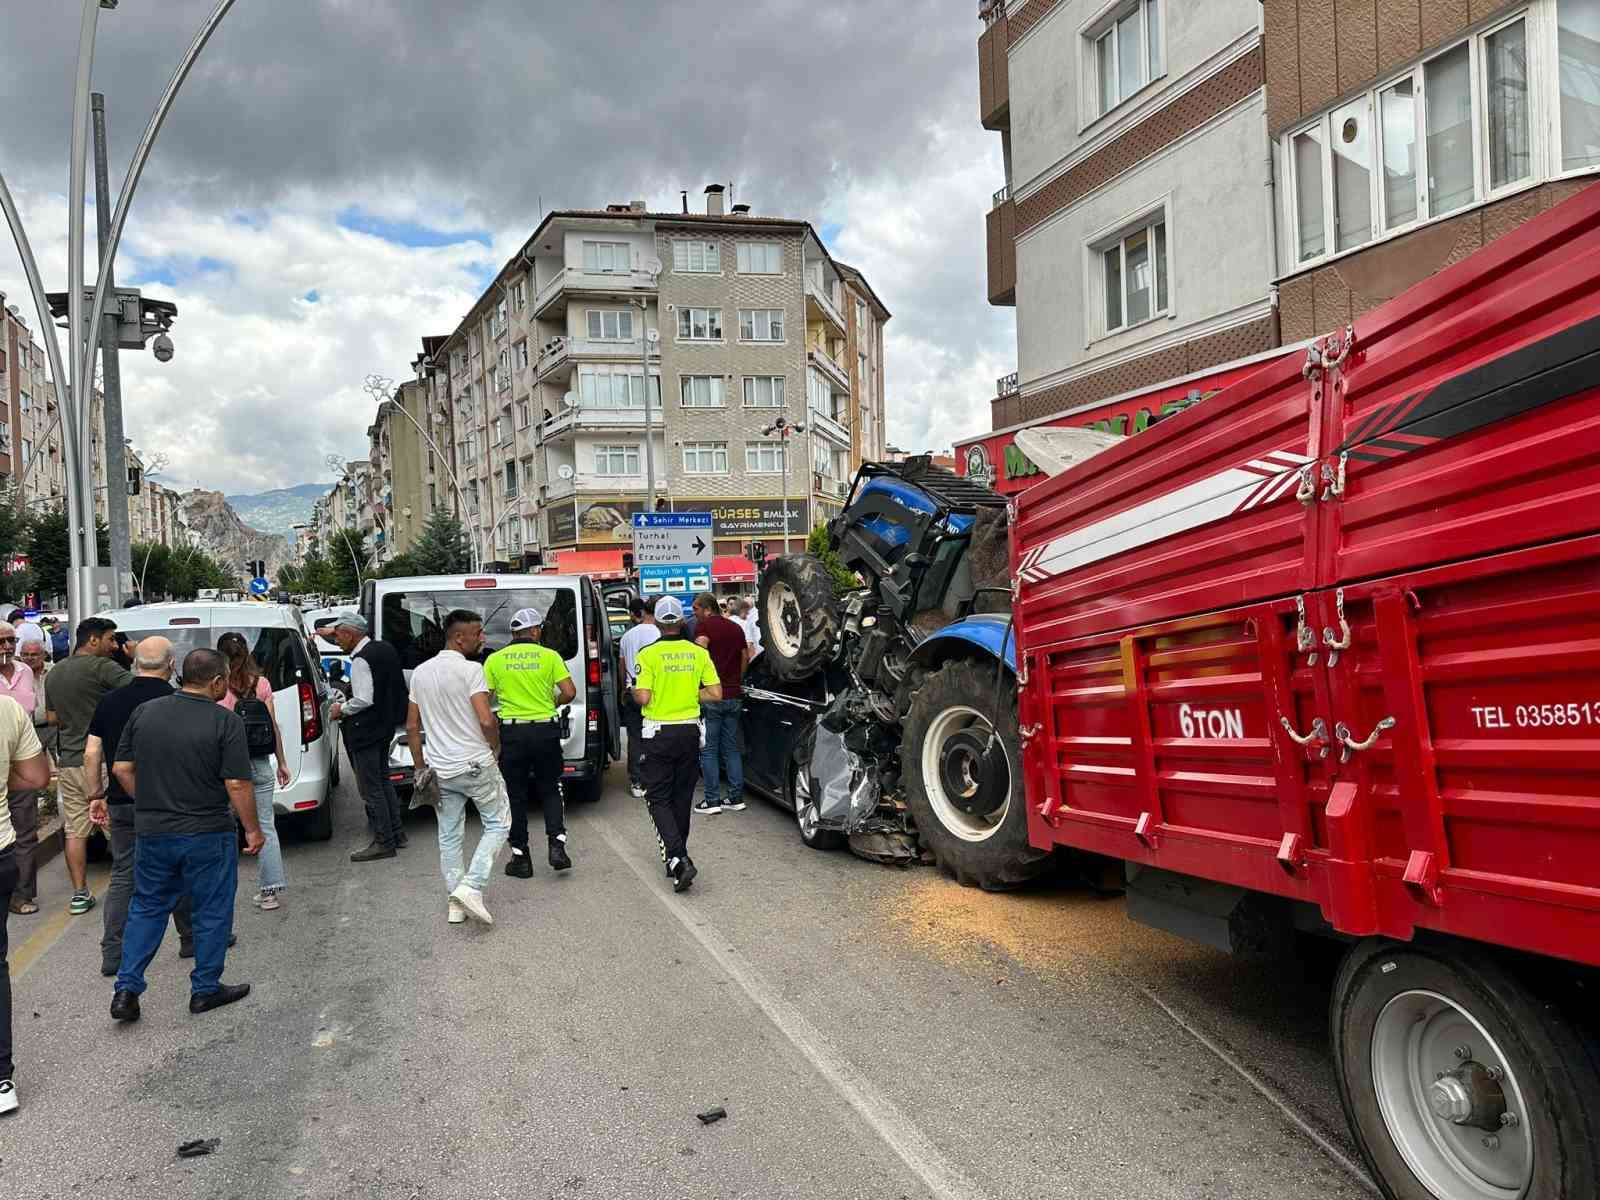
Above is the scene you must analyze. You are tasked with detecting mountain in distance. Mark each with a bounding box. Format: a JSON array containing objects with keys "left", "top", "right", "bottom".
[{"left": 224, "top": 482, "right": 333, "bottom": 535}]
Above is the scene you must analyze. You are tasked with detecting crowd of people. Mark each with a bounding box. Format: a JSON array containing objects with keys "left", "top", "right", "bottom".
[{"left": 0, "top": 588, "right": 757, "bottom": 1120}]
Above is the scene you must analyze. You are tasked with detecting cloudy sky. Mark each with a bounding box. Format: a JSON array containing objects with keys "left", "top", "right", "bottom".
[{"left": 0, "top": 0, "right": 1013, "bottom": 495}]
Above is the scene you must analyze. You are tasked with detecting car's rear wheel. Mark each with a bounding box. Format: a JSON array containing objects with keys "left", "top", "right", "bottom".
[
  {"left": 789, "top": 754, "right": 845, "bottom": 851},
  {"left": 758, "top": 554, "right": 840, "bottom": 681}
]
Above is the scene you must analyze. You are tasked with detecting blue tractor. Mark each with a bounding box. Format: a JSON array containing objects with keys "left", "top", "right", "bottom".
[{"left": 756, "top": 455, "right": 1049, "bottom": 889}]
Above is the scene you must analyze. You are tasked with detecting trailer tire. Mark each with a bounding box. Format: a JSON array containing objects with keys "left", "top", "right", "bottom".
[
  {"left": 1331, "top": 938, "right": 1600, "bottom": 1200},
  {"left": 758, "top": 554, "right": 840, "bottom": 681},
  {"left": 900, "top": 658, "right": 1047, "bottom": 891}
]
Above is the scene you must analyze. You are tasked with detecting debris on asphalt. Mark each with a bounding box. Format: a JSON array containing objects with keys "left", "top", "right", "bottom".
[
  {"left": 695, "top": 1107, "right": 728, "bottom": 1125},
  {"left": 176, "top": 1138, "right": 221, "bottom": 1159}
]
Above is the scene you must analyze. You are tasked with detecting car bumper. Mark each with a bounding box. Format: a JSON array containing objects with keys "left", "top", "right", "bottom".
[{"left": 273, "top": 741, "right": 334, "bottom": 817}]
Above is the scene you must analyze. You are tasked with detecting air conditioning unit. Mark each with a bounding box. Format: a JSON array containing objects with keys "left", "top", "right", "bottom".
[{"left": 812, "top": 472, "right": 825, "bottom": 491}]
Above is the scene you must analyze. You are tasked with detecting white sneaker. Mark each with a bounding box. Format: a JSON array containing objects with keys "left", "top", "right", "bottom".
[
  {"left": 446, "top": 898, "right": 466, "bottom": 925},
  {"left": 0, "top": 1078, "right": 18, "bottom": 1116},
  {"left": 449, "top": 884, "right": 493, "bottom": 926},
  {"left": 630, "top": 783, "right": 646, "bottom": 798}
]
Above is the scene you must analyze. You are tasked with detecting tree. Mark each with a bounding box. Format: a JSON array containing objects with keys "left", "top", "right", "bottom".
[
  {"left": 407, "top": 508, "right": 471, "bottom": 575},
  {"left": 0, "top": 484, "right": 36, "bottom": 601},
  {"left": 325, "top": 529, "right": 372, "bottom": 597},
  {"left": 807, "top": 524, "right": 858, "bottom": 595},
  {"left": 27, "top": 509, "right": 110, "bottom": 603},
  {"left": 380, "top": 551, "right": 421, "bottom": 579}
]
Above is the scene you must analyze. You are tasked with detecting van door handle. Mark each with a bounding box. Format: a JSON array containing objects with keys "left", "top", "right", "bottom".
[{"left": 1336, "top": 716, "right": 1395, "bottom": 763}]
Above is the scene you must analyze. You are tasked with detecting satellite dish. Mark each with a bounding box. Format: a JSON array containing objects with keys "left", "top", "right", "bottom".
[
  {"left": 557, "top": 464, "right": 575, "bottom": 480},
  {"left": 562, "top": 391, "right": 577, "bottom": 409},
  {"left": 645, "top": 258, "right": 663, "bottom": 278},
  {"left": 647, "top": 329, "right": 660, "bottom": 345}
]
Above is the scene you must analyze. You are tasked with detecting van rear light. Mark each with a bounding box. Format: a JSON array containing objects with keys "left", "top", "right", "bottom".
[
  {"left": 464, "top": 577, "right": 498, "bottom": 589},
  {"left": 587, "top": 658, "right": 601, "bottom": 686},
  {"left": 169, "top": 617, "right": 201, "bottom": 625},
  {"left": 292, "top": 799, "right": 318, "bottom": 810},
  {"left": 298, "top": 680, "right": 321, "bottom": 744}
]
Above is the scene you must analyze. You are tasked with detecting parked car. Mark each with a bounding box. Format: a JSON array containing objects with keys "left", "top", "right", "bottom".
[
  {"left": 740, "top": 657, "right": 843, "bottom": 849},
  {"left": 101, "top": 601, "right": 339, "bottom": 838},
  {"left": 361, "top": 573, "right": 622, "bottom": 803},
  {"left": 301, "top": 604, "right": 356, "bottom": 690}
]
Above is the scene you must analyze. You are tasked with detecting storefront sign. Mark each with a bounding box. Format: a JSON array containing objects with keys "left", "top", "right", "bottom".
[
  {"left": 673, "top": 497, "right": 810, "bottom": 537},
  {"left": 546, "top": 503, "right": 577, "bottom": 546}
]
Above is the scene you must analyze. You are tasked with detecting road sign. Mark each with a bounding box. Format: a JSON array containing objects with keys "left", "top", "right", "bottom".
[
  {"left": 249, "top": 576, "right": 271, "bottom": 596},
  {"left": 630, "top": 512, "right": 714, "bottom": 567},
  {"left": 637, "top": 563, "right": 712, "bottom": 600}
]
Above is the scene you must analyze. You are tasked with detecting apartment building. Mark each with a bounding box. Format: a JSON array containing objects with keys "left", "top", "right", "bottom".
[
  {"left": 1266, "top": 0, "right": 1600, "bottom": 336},
  {"left": 1, "top": 296, "right": 69, "bottom": 510},
  {"left": 410, "top": 188, "right": 889, "bottom": 579},
  {"left": 366, "top": 380, "right": 429, "bottom": 564},
  {"left": 980, "top": 0, "right": 1281, "bottom": 430}
]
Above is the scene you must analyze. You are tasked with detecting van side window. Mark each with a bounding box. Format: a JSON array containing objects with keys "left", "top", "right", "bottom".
[{"left": 380, "top": 588, "right": 579, "bottom": 668}]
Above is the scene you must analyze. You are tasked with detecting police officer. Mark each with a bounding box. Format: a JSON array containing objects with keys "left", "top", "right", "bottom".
[
  {"left": 485, "top": 607, "right": 577, "bottom": 875},
  {"left": 633, "top": 596, "right": 720, "bottom": 893}
]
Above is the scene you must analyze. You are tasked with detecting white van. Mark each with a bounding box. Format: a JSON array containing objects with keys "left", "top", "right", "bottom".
[
  {"left": 362, "top": 574, "right": 623, "bottom": 802},
  {"left": 101, "top": 602, "right": 340, "bottom": 837}
]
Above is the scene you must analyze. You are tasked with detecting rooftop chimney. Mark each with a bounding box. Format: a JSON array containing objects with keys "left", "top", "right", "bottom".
[
  {"left": 629, "top": 199, "right": 646, "bottom": 212},
  {"left": 681, "top": 190, "right": 689, "bottom": 213},
  {"left": 731, "top": 203, "right": 751, "bottom": 216},
  {"left": 704, "top": 183, "right": 726, "bottom": 217}
]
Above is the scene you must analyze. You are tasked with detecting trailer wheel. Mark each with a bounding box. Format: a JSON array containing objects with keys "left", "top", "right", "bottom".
[
  {"left": 1332, "top": 939, "right": 1600, "bottom": 1200},
  {"left": 900, "top": 658, "right": 1048, "bottom": 890},
  {"left": 758, "top": 554, "right": 840, "bottom": 681}
]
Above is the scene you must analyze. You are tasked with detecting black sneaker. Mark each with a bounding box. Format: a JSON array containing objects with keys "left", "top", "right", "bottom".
[
  {"left": 109, "top": 990, "right": 141, "bottom": 1023},
  {"left": 350, "top": 841, "right": 397, "bottom": 863},
  {"left": 549, "top": 835, "right": 572, "bottom": 872},
  {"left": 672, "top": 856, "right": 698, "bottom": 893},
  {"left": 505, "top": 849, "right": 534, "bottom": 878},
  {"left": 190, "top": 982, "right": 251, "bottom": 1014},
  {"left": 693, "top": 799, "right": 722, "bottom": 816},
  {"left": 722, "top": 797, "right": 747, "bottom": 812}
]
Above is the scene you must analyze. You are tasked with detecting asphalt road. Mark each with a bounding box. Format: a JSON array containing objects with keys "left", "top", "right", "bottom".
[{"left": 4, "top": 759, "right": 1377, "bottom": 1200}]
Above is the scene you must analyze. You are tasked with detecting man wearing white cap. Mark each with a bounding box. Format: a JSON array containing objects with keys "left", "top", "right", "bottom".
[
  {"left": 484, "top": 607, "right": 576, "bottom": 875},
  {"left": 632, "top": 596, "right": 720, "bottom": 892}
]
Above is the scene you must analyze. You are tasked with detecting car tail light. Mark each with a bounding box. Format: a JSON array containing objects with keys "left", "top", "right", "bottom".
[
  {"left": 299, "top": 680, "right": 321, "bottom": 744},
  {"left": 292, "top": 799, "right": 318, "bottom": 811},
  {"left": 587, "top": 658, "right": 601, "bottom": 687}
]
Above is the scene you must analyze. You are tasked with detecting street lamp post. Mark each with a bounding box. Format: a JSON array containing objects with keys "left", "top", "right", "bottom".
[
  {"left": 634, "top": 298, "right": 659, "bottom": 510},
  {"left": 762, "top": 415, "right": 806, "bottom": 556}
]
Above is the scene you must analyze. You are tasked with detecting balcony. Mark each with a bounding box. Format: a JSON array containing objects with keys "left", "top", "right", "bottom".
[
  {"left": 805, "top": 274, "right": 847, "bottom": 333},
  {"left": 537, "top": 401, "right": 662, "bottom": 444},
  {"left": 533, "top": 266, "right": 655, "bottom": 317},
  {"left": 978, "top": 3, "right": 1010, "bottom": 130},
  {"left": 987, "top": 195, "right": 1016, "bottom": 307},
  {"left": 536, "top": 335, "right": 650, "bottom": 381},
  {"left": 809, "top": 407, "right": 850, "bottom": 445},
  {"left": 996, "top": 370, "right": 1019, "bottom": 397},
  {"left": 808, "top": 348, "right": 851, "bottom": 395}
]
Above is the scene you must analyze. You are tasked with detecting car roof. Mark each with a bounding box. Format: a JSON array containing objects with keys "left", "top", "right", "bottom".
[
  {"left": 100, "top": 601, "right": 304, "bottom": 630},
  {"left": 369, "top": 574, "right": 586, "bottom": 590}
]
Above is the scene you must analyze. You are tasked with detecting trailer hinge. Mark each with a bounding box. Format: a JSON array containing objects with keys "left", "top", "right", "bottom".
[
  {"left": 1278, "top": 714, "right": 1329, "bottom": 758},
  {"left": 1320, "top": 451, "right": 1348, "bottom": 501},
  {"left": 1300, "top": 324, "right": 1355, "bottom": 379},
  {"left": 1133, "top": 811, "right": 1159, "bottom": 849},
  {"left": 1336, "top": 715, "right": 1396, "bottom": 763},
  {"left": 1402, "top": 849, "right": 1442, "bottom": 906},
  {"left": 1321, "top": 587, "right": 1352, "bottom": 666},
  {"left": 1017, "top": 722, "right": 1041, "bottom": 744},
  {"left": 1295, "top": 596, "right": 1318, "bottom": 665}
]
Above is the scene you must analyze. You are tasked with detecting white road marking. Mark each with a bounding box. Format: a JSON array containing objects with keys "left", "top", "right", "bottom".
[
  {"left": 1135, "top": 986, "right": 1380, "bottom": 1194},
  {"left": 592, "top": 816, "right": 992, "bottom": 1200}
]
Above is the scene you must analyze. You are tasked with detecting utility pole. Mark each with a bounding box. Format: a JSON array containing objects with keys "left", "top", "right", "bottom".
[
  {"left": 637, "top": 297, "right": 657, "bottom": 509},
  {"left": 92, "top": 92, "right": 132, "bottom": 603}
]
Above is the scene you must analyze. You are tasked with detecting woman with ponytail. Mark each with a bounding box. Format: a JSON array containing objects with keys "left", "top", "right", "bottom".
[{"left": 216, "top": 633, "right": 290, "bottom": 910}]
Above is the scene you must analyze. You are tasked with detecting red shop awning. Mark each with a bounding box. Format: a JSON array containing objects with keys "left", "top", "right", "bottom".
[
  {"left": 713, "top": 555, "right": 759, "bottom": 583},
  {"left": 548, "top": 549, "right": 629, "bottom": 579}
]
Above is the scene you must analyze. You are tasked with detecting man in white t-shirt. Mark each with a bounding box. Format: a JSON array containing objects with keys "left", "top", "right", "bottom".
[
  {"left": 732, "top": 597, "right": 762, "bottom": 658},
  {"left": 404, "top": 608, "right": 510, "bottom": 927},
  {"left": 617, "top": 599, "right": 661, "bottom": 799}
]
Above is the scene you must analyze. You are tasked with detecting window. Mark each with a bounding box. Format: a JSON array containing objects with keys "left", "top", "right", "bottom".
[
  {"left": 577, "top": 367, "right": 660, "bottom": 409},
  {"left": 586, "top": 309, "right": 634, "bottom": 341},
  {"left": 677, "top": 308, "right": 723, "bottom": 340},
  {"left": 504, "top": 461, "right": 518, "bottom": 497},
  {"left": 672, "top": 240, "right": 720, "bottom": 272},
  {"left": 18, "top": 392, "right": 29, "bottom": 412},
  {"left": 380, "top": 587, "right": 577, "bottom": 669},
  {"left": 812, "top": 440, "right": 835, "bottom": 477},
  {"left": 493, "top": 416, "right": 508, "bottom": 445},
  {"left": 593, "top": 444, "right": 641, "bottom": 475},
  {"left": 522, "top": 458, "right": 535, "bottom": 489},
  {"left": 429, "top": 483, "right": 438, "bottom": 509},
  {"left": 581, "top": 241, "right": 630, "bottom": 273},
  {"left": 1097, "top": 213, "right": 1169, "bottom": 334},
  {"left": 513, "top": 280, "right": 526, "bottom": 309},
  {"left": 515, "top": 342, "right": 529, "bottom": 370},
  {"left": 1092, "top": 0, "right": 1162, "bottom": 117},
  {"left": 745, "top": 441, "right": 786, "bottom": 472},
  {"left": 499, "top": 349, "right": 510, "bottom": 373},
  {"left": 1287, "top": 14, "right": 1548, "bottom": 267},
  {"left": 21, "top": 439, "right": 31, "bottom": 465},
  {"left": 743, "top": 376, "right": 786, "bottom": 408},
  {"left": 736, "top": 242, "right": 783, "bottom": 273},
  {"left": 738, "top": 309, "right": 785, "bottom": 342},
  {"left": 1560, "top": 0, "right": 1600, "bottom": 170},
  {"left": 681, "top": 376, "right": 725, "bottom": 408},
  {"left": 517, "top": 400, "right": 530, "bottom": 429},
  {"left": 682, "top": 442, "right": 728, "bottom": 473}
]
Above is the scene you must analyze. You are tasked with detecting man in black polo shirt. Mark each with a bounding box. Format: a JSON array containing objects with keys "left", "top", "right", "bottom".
[
  {"left": 83, "top": 637, "right": 194, "bottom": 977},
  {"left": 109, "top": 649, "right": 262, "bottom": 1023}
]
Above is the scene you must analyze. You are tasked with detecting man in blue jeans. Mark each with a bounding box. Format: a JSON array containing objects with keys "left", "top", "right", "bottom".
[
  {"left": 691, "top": 592, "right": 750, "bottom": 816},
  {"left": 108, "top": 648, "right": 263, "bottom": 1022}
]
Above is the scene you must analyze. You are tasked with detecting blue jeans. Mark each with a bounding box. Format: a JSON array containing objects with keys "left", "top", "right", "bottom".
[
  {"left": 699, "top": 698, "right": 744, "bottom": 805},
  {"left": 116, "top": 831, "right": 238, "bottom": 998},
  {"left": 251, "top": 758, "right": 287, "bottom": 894},
  {"left": 436, "top": 764, "right": 511, "bottom": 894}
]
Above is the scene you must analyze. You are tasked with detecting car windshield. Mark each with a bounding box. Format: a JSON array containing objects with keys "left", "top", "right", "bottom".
[
  {"left": 378, "top": 587, "right": 579, "bottom": 670},
  {"left": 116, "top": 623, "right": 310, "bottom": 691}
]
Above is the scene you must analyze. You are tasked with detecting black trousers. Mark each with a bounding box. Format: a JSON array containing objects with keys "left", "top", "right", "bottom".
[
  {"left": 622, "top": 697, "right": 644, "bottom": 785},
  {"left": 640, "top": 724, "right": 701, "bottom": 864},
  {"left": 349, "top": 740, "right": 405, "bottom": 849},
  {"left": 0, "top": 846, "right": 15, "bottom": 1081},
  {"left": 500, "top": 722, "right": 564, "bottom": 848}
]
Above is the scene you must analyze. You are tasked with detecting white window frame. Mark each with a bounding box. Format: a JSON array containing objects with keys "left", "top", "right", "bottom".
[
  {"left": 681, "top": 442, "right": 729, "bottom": 474},
  {"left": 515, "top": 341, "right": 529, "bottom": 370},
  {"left": 677, "top": 307, "right": 724, "bottom": 342},
  {"left": 504, "top": 461, "right": 518, "bottom": 497},
  {"left": 745, "top": 441, "right": 787, "bottom": 473},
  {"left": 735, "top": 241, "right": 784, "bottom": 273},
  {"left": 585, "top": 308, "right": 635, "bottom": 341},
  {"left": 592, "top": 443, "right": 641, "bottom": 476},
  {"left": 1082, "top": 0, "right": 1165, "bottom": 124},
  {"left": 680, "top": 375, "right": 726, "bottom": 408},
  {"left": 517, "top": 400, "right": 530, "bottom": 429},
  {"left": 671, "top": 240, "right": 721, "bottom": 273},
  {"left": 737, "top": 308, "right": 786, "bottom": 342},
  {"left": 578, "top": 367, "right": 661, "bottom": 410},
  {"left": 742, "top": 375, "right": 786, "bottom": 408},
  {"left": 1085, "top": 198, "right": 1173, "bottom": 341},
  {"left": 1282, "top": 7, "right": 1554, "bottom": 272},
  {"left": 581, "top": 241, "right": 631, "bottom": 273}
]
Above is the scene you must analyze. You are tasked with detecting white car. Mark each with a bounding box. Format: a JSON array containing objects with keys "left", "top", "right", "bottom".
[
  {"left": 102, "top": 601, "right": 341, "bottom": 838},
  {"left": 362, "top": 573, "right": 625, "bottom": 803},
  {"left": 302, "top": 604, "right": 357, "bottom": 693}
]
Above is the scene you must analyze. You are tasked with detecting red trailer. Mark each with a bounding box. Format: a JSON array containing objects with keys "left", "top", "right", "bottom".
[{"left": 1012, "top": 187, "right": 1600, "bottom": 1199}]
